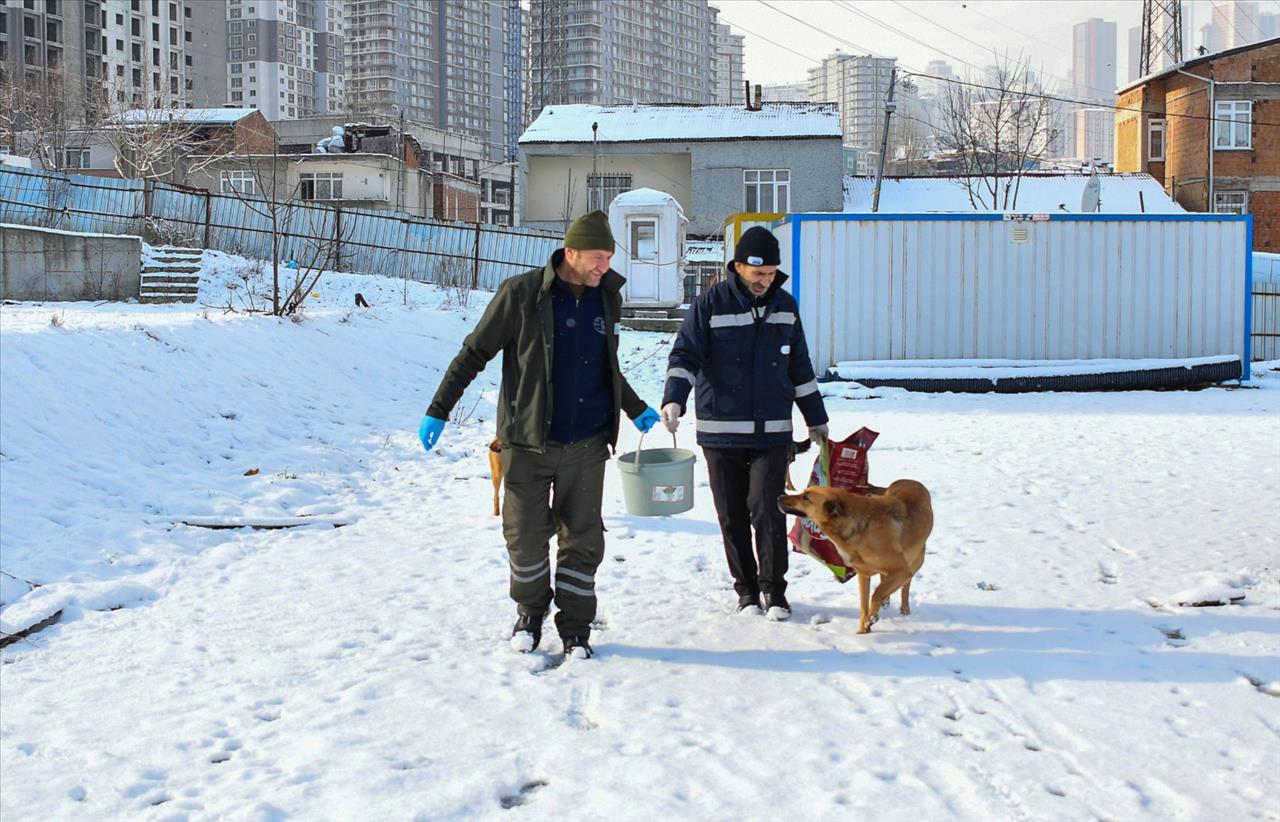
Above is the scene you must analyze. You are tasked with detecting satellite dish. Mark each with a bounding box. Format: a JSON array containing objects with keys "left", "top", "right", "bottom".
[{"left": 1081, "top": 174, "right": 1101, "bottom": 213}]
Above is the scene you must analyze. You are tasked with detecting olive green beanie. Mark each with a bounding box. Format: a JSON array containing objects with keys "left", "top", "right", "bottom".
[{"left": 564, "top": 210, "right": 616, "bottom": 251}]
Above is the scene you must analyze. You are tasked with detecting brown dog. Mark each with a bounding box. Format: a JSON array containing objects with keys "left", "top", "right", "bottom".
[
  {"left": 489, "top": 438, "right": 503, "bottom": 516},
  {"left": 778, "top": 481, "right": 933, "bottom": 634}
]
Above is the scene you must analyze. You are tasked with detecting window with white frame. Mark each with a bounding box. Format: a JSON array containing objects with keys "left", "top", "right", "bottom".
[
  {"left": 587, "top": 173, "right": 631, "bottom": 211},
  {"left": 221, "top": 169, "right": 255, "bottom": 196},
  {"left": 1214, "top": 100, "right": 1252, "bottom": 149},
  {"left": 299, "top": 171, "right": 342, "bottom": 200},
  {"left": 1212, "top": 191, "right": 1247, "bottom": 215},
  {"left": 744, "top": 169, "right": 789, "bottom": 212},
  {"left": 1148, "top": 119, "right": 1165, "bottom": 162},
  {"left": 62, "top": 147, "right": 90, "bottom": 169}
]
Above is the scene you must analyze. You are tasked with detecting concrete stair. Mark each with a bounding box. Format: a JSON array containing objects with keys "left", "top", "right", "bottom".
[
  {"left": 620, "top": 305, "right": 686, "bottom": 333},
  {"left": 140, "top": 246, "right": 203, "bottom": 304}
]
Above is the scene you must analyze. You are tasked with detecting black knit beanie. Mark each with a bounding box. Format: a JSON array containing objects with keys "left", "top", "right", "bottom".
[{"left": 733, "top": 226, "right": 781, "bottom": 267}]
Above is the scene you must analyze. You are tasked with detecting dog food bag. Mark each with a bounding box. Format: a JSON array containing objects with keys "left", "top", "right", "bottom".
[{"left": 787, "top": 426, "right": 879, "bottom": 583}]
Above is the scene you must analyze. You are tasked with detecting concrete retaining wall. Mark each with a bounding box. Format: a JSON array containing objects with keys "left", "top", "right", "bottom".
[{"left": 1, "top": 224, "right": 141, "bottom": 301}]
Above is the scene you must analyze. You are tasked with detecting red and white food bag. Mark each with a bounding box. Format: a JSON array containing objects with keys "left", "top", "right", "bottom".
[{"left": 787, "top": 427, "right": 879, "bottom": 583}]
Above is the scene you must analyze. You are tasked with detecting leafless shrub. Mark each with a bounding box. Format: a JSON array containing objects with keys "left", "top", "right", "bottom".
[{"left": 434, "top": 255, "right": 473, "bottom": 309}]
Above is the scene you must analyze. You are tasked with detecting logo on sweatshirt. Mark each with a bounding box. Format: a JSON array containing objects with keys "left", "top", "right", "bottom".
[{"left": 594, "top": 316, "right": 607, "bottom": 335}]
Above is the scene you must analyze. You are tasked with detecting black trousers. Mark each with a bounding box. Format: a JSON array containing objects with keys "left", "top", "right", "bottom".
[{"left": 703, "top": 446, "right": 790, "bottom": 598}]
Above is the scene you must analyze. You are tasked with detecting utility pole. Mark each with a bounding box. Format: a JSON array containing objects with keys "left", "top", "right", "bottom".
[
  {"left": 871, "top": 67, "right": 897, "bottom": 214},
  {"left": 396, "top": 106, "right": 406, "bottom": 214},
  {"left": 591, "top": 120, "right": 599, "bottom": 211}
]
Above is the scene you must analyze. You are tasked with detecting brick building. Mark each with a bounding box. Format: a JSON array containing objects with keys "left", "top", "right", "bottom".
[{"left": 1115, "top": 38, "right": 1278, "bottom": 250}]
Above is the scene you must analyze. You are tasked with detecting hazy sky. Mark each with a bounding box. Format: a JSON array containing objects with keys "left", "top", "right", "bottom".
[{"left": 713, "top": 0, "right": 1257, "bottom": 91}]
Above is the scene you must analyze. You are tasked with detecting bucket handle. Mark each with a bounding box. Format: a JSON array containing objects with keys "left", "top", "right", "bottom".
[{"left": 635, "top": 430, "right": 678, "bottom": 465}]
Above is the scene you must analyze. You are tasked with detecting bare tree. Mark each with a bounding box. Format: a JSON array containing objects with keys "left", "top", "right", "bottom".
[
  {"left": 0, "top": 72, "right": 84, "bottom": 173},
  {"left": 887, "top": 109, "right": 935, "bottom": 177},
  {"left": 213, "top": 145, "right": 351, "bottom": 317},
  {"left": 99, "top": 84, "right": 239, "bottom": 182},
  {"left": 936, "top": 55, "right": 1059, "bottom": 209}
]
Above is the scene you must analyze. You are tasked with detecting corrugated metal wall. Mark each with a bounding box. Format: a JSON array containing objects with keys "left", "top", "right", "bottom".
[
  {"left": 1252, "top": 252, "right": 1280, "bottom": 362},
  {"left": 0, "top": 166, "right": 560, "bottom": 290},
  {"left": 776, "top": 214, "right": 1251, "bottom": 372}
]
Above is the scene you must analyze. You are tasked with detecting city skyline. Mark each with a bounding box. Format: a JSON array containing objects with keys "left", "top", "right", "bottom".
[{"left": 716, "top": 0, "right": 1275, "bottom": 92}]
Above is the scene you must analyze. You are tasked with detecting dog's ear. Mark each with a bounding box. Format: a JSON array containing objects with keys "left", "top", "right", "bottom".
[{"left": 823, "top": 498, "right": 843, "bottom": 519}]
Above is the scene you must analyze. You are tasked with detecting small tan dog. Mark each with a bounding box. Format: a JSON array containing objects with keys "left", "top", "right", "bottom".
[
  {"left": 489, "top": 438, "right": 504, "bottom": 516},
  {"left": 778, "top": 480, "right": 933, "bottom": 634}
]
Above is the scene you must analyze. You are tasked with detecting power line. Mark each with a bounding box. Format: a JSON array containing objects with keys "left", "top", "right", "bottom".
[
  {"left": 733, "top": 4, "right": 1280, "bottom": 129},
  {"left": 883, "top": 0, "right": 1118, "bottom": 102},
  {"left": 956, "top": 2, "right": 1068, "bottom": 54},
  {"left": 1206, "top": 0, "right": 1251, "bottom": 42}
]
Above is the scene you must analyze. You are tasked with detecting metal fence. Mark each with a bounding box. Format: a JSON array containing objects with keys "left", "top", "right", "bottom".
[
  {"left": 1253, "top": 252, "right": 1280, "bottom": 362},
  {"left": 0, "top": 165, "right": 561, "bottom": 290}
]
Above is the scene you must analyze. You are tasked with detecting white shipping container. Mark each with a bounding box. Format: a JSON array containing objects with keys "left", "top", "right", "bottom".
[{"left": 775, "top": 214, "right": 1253, "bottom": 374}]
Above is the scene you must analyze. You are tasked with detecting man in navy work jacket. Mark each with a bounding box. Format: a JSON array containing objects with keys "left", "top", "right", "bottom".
[
  {"left": 418, "top": 211, "right": 661, "bottom": 659},
  {"left": 660, "top": 226, "right": 829, "bottom": 621}
]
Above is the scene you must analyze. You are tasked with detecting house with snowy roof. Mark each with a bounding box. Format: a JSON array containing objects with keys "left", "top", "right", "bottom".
[{"left": 517, "top": 102, "right": 843, "bottom": 237}]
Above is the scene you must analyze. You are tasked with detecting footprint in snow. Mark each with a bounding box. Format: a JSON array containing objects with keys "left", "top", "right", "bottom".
[{"left": 499, "top": 780, "right": 548, "bottom": 809}]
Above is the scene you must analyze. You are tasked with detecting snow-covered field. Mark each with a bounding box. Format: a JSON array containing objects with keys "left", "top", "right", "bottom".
[{"left": 2, "top": 253, "right": 1278, "bottom": 820}]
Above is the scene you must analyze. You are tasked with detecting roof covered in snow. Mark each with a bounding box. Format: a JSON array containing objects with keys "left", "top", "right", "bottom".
[
  {"left": 111, "top": 108, "right": 259, "bottom": 126},
  {"left": 519, "top": 103, "right": 841, "bottom": 144},
  {"left": 685, "top": 239, "right": 724, "bottom": 263},
  {"left": 842, "top": 174, "right": 1185, "bottom": 215},
  {"left": 611, "top": 187, "right": 681, "bottom": 208}
]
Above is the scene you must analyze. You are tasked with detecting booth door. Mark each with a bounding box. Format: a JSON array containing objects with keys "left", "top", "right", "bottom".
[{"left": 626, "top": 218, "right": 660, "bottom": 302}]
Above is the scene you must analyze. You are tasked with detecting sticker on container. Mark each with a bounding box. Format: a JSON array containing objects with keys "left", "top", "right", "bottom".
[{"left": 651, "top": 484, "right": 686, "bottom": 503}]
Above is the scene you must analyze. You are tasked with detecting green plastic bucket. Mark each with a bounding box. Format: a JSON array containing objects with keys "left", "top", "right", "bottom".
[{"left": 617, "top": 432, "right": 697, "bottom": 516}]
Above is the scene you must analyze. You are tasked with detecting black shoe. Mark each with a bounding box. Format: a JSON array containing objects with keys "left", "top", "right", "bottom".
[
  {"left": 764, "top": 592, "right": 791, "bottom": 621},
  {"left": 510, "top": 611, "right": 545, "bottom": 653},
  {"left": 737, "top": 592, "right": 763, "bottom": 614},
  {"left": 563, "top": 635, "right": 593, "bottom": 659}
]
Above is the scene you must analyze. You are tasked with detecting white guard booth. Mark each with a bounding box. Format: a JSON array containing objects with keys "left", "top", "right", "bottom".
[{"left": 608, "top": 188, "right": 688, "bottom": 308}]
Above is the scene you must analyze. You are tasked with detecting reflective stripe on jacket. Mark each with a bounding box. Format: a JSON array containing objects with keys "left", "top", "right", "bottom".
[{"left": 661, "top": 268, "right": 828, "bottom": 449}]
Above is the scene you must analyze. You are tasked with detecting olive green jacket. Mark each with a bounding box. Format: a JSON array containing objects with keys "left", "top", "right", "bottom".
[{"left": 426, "top": 250, "right": 648, "bottom": 452}]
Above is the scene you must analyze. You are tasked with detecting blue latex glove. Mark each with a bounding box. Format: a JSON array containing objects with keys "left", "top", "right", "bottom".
[
  {"left": 633, "top": 406, "right": 660, "bottom": 434},
  {"left": 418, "top": 415, "right": 446, "bottom": 452}
]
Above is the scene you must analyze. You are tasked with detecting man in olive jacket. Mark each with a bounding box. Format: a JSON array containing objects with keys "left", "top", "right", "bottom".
[{"left": 418, "top": 210, "right": 660, "bottom": 659}]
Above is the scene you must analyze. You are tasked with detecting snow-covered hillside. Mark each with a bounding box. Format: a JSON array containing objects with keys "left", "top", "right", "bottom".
[{"left": 1, "top": 253, "right": 1277, "bottom": 819}]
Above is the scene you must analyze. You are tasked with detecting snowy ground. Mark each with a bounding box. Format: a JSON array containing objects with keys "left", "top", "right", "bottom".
[{"left": 2, "top": 253, "right": 1278, "bottom": 820}]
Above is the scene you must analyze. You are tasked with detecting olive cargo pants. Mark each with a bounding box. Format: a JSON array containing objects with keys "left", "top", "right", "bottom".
[{"left": 501, "top": 434, "right": 608, "bottom": 639}]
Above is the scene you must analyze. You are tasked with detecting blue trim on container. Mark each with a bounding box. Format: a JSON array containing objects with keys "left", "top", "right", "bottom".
[
  {"left": 774, "top": 211, "right": 1248, "bottom": 224},
  {"left": 791, "top": 215, "right": 802, "bottom": 314},
  {"left": 769, "top": 210, "right": 1253, "bottom": 381},
  {"left": 1243, "top": 215, "right": 1254, "bottom": 380}
]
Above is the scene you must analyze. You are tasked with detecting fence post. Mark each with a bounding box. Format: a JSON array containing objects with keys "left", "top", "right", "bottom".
[
  {"left": 141, "top": 178, "right": 152, "bottom": 239},
  {"left": 203, "top": 190, "right": 212, "bottom": 249},
  {"left": 471, "top": 221, "right": 482, "bottom": 290},
  {"left": 333, "top": 205, "right": 343, "bottom": 271}
]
